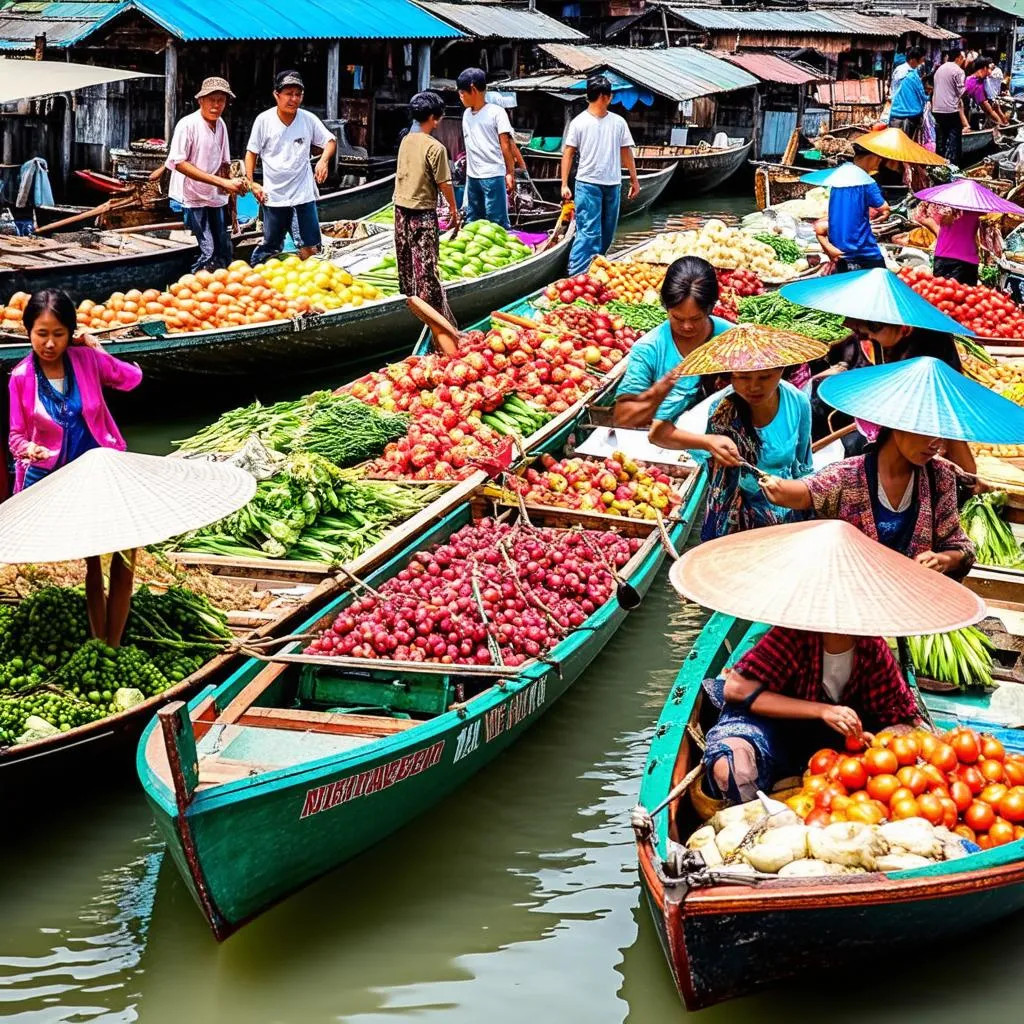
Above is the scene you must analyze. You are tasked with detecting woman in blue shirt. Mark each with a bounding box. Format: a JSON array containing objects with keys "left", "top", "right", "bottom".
[{"left": 613, "top": 256, "right": 732, "bottom": 427}]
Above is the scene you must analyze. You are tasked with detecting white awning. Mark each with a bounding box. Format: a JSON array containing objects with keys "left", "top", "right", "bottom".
[{"left": 0, "top": 58, "right": 157, "bottom": 104}]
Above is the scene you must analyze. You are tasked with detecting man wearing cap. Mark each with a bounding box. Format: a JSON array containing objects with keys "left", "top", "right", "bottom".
[
  {"left": 245, "top": 70, "right": 337, "bottom": 264},
  {"left": 165, "top": 77, "right": 249, "bottom": 273},
  {"left": 817, "top": 147, "right": 889, "bottom": 273}
]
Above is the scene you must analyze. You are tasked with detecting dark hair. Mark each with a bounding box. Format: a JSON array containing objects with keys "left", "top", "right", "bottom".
[
  {"left": 24, "top": 288, "right": 76, "bottom": 336},
  {"left": 456, "top": 67, "right": 487, "bottom": 93},
  {"left": 906, "top": 46, "right": 924, "bottom": 62},
  {"left": 943, "top": 48, "right": 964, "bottom": 63},
  {"left": 720, "top": 392, "right": 762, "bottom": 458},
  {"left": 409, "top": 90, "right": 445, "bottom": 124},
  {"left": 969, "top": 58, "right": 989, "bottom": 75},
  {"left": 586, "top": 75, "right": 612, "bottom": 102},
  {"left": 661, "top": 256, "right": 719, "bottom": 313},
  {"left": 882, "top": 328, "right": 962, "bottom": 372}
]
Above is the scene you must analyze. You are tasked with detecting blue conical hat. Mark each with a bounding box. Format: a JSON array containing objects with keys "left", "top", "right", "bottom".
[
  {"left": 818, "top": 356, "right": 1024, "bottom": 444},
  {"left": 800, "top": 164, "right": 876, "bottom": 187},
  {"left": 781, "top": 268, "right": 972, "bottom": 336}
]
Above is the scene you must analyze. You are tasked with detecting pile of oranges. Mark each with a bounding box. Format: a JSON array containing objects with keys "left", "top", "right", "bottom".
[{"left": 785, "top": 726, "right": 1024, "bottom": 850}]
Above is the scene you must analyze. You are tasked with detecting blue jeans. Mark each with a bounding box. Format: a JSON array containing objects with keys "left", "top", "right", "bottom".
[
  {"left": 250, "top": 201, "right": 321, "bottom": 265},
  {"left": 183, "top": 205, "right": 232, "bottom": 273},
  {"left": 568, "top": 181, "right": 621, "bottom": 275},
  {"left": 463, "top": 175, "right": 509, "bottom": 228}
]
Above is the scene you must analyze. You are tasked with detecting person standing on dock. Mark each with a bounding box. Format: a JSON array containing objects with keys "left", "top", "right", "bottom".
[
  {"left": 931, "top": 50, "right": 970, "bottom": 164},
  {"left": 888, "top": 51, "right": 927, "bottom": 139},
  {"left": 245, "top": 71, "right": 337, "bottom": 265},
  {"left": 457, "top": 67, "right": 515, "bottom": 229},
  {"left": 393, "top": 91, "right": 460, "bottom": 325},
  {"left": 165, "top": 77, "right": 249, "bottom": 274},
  {"left": 561, "top": 76, "right": 640, "bottom": 276}
]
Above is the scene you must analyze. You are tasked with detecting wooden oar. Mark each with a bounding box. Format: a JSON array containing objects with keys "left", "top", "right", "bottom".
[
  {"left": 811, "top": 423, "right": 855, "bottom": 453},
  {"left": 406, "top": 296, "right": 459, "bottom": 356}
]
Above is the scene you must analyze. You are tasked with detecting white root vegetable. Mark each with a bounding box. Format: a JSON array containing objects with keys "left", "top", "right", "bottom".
[
  {"left": 878, "top": 818, "right": 943, "bottom": 860},
  {"left": 715, "top": 821, "right": 755, "bottom": 859},
  {"left": 807, "top": 821, "right": 886, "bottom": 870},
  {"left": 877, "top": 853, "right": 934, "bottom": 872},
  {"left": 744, "top": 839, "right": 797, "bottom": 873},
  {"left": 710, "top": 799, "right": 766, "bottom": 833},
  {"left": 777, "top": 858, "right": 831, "bottom": 878}
]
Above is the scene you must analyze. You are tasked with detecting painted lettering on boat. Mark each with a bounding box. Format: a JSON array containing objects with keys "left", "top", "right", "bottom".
[
  {"left": 452, "top": 718, "right": 481, "bottom": 763},
  {"left": 299, "top": 740, "right": 445, "bottom": 819},
  {"left": 481, "top": 679, "right": 548, "bottom": 746}
]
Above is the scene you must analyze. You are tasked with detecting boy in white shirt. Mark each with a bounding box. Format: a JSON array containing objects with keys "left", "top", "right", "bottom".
[
  {"left": 457, "top": 67, "right": 515, "bottom": 229},
  {"left": 561, "top": 76, "right": 639, "bottom": 275},
  {"left": 245, "top": 70, "right": 337, "bottom": 264}
]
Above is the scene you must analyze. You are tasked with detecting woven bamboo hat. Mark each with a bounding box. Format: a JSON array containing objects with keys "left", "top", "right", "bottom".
[
  {"left": 669, "top": 519, "right": 985, "bottom": 636},
  {"left": 0, "top": 448, "right": 255, "bottom": 564},
  {"left": 853, "top": 127, "right": 948, "bottom": 166},
  {"left": 678, "top": 323, "right": 829, "bottom": 376}
]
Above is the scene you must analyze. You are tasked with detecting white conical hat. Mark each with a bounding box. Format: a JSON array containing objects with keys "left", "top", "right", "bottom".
[
  {"left": 0, "top": 448, "right": 255, "bottom": 563},
  {"left": 669, "top": 519, "right": 985, "bottom": 637}
]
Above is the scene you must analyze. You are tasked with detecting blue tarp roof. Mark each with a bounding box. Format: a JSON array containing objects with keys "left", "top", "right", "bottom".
[{"left": 0, "top": 0, "right": 462, "bottom": 45}]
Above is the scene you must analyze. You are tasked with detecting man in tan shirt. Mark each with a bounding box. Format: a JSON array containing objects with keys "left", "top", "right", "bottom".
[{"left": 393, "top": 91, "right": 460, "bottom": 323}]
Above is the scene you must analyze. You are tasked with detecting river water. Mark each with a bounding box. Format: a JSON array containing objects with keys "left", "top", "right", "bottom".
[{"left": 4, "top": 196, "right": 1024, "bottom": 1023}]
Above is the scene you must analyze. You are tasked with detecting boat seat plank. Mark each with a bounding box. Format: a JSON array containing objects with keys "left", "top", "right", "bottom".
[
  {"left": 238, "top": 705, "right": 417, "bottom": 736},
  {"left": 197, "top": 755, "right": 281, "bottom": 787},
  {"left": 218, "top": 662, "right": 291, "bottom": 724}
]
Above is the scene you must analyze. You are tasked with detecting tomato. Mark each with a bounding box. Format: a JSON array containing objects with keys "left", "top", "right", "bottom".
[
  {"left": 917, "top": 792, "right": 944, "bottom": 825},
  {"left": 928, "top": 742, "right": 958, "bottom": 774},
  {"left": 891, "top": 795, "right": 920, "bottom": 819},
  {"left": 917, "top": 731, "right": 939, "bottom": 762},
  {"left": 965, "top": 800, "right": 996, "bottom": 833},
  {"left": 850, "top": 789, "right": 873, "bottom": 803},
  {"left": 889, "top": 786, "right": 915, "bottom": 805},
  {"left": 837, "top": 757, "right": 869, "bottom": 792},
  {"left": 808, "top": 748, "right": 839, "bottom": 775},
  {"left": 949, "top": 779, "right": 973, "bottom": 813},
  {"left": 866, "top": 773, "right": 901, "bottom": 804},
  {"left": 847, "top": 802, "right": 884, "bottom": 825},
  {"left": 998, "top": 786, "right": 1024, "bottom": 824},
  {"left": 1005, "top": 761, "right": 1024, "bottom": 787},
  {"left": 892, "top": 735, "right": 920, "bottom": 766},
  {"left": 920, "top": 764, "right": 947, "bottom": 790},
  {"left": 805, "top": 807, "right": 831, "bottom": 827},
  {"left": 980, "top": 783, "right": 1009, "bottom": 807},
  {"left": 940, "top": 797, "right": 959, "bottom": 829},
  {"left": 979, "top": 758, "right": 1006, "bottom": 784},
  {"left": 844, "top": 732, "right": 869, "bottom": 753},
  {"left": 896, "top": 765, "right": 928, "bottom": 796},
  {"left": 814, "top": 783, "right": 848, "bottom": 809},
  {"left": 981, "top": 736, "right": 1006, "bottom": 762},
  {"left": 977, "top": 834, "right": 994, "bottom": 850},
  {"left": 1015, "top": 826, "right": 1024, "bottom": 841},
  {"left": 863, "top": 747, "right": 899, "bottom": 776},
  {"left": 954, "top": 823, "right": 977, "bottom": 843},
  {"left": 989, "top": 818, "right": 1016, "bottom": 847},
  {"left": 959, "top": 765, "right": 985, "bottom": 795},
  {"left": 951, "top": 729, "right": 980, "bottom": 764},
  {"left": 803, "top": 774, "right": 830, "bottom": 794},
  {"left": 831, "top": 795, "right": 855, "bottom": 815}
]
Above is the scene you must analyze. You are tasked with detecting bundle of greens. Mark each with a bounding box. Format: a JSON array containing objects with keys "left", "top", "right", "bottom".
[
  {"left": 907, "top": 626, "right": 995, "bottom": 690},
  {"left": 737, "top": 292, "right": 849, "bottom": 343},
  {"left": 753, "top": 233, "right": 802, "bottom": 264},
  {"left": 961, "top": 491, "right": 1024, "bottom": 567}
]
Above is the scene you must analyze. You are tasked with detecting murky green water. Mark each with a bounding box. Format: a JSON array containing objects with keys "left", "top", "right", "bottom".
[{"left": 5, "top": 195, "right": 1024, "bottom": 1023}]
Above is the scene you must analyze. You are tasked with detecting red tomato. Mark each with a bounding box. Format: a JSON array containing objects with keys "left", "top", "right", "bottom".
[
  {"left": 1004, "top": 760, "right": 1024, "bottom": 786},
  {"left": 864, "top": 747, "right": 899, "bottom": 776},
  {"left": 989, "top": 818, "right": 1016, "bottom": 847},
  {"left": 959, "top": 765, "right": 985, "bottom": 795},
  {"left": 891, "top": 795, "right": 921, "bottom": 819},
  {"left": 981, "top": 736, "right": 1006, "bottom": 762},
  {"left": 916, "top": 793, "right": 944, "bottom": 825},
  {"left": 949, "top": 779, "right": 973, "bottom": 813},
  {"left": 807, "top": 748, "right": 839, "bottom": 775},
  {"left": 954, "top": 823, "right": 977, "bottom": 843},
  {"left": 965, "top": 800, "right": 996, "bottom": 833},
  {"left": 897, "top": 765, "right": 928, "bottom": 796},
  {"left": 866, "top": 773, "right": 901, "bottom": 804},
  {"left": 998, "top": 786, "right": 1024, "bottom": 824},
  {"left": 891, "top": 735, "right": 919, "bottom": 766},
  {"left": 837, "top": 757, "right": 869, "bottom": 791},
  {"left": 980, "top": 783, "right": 1009, "bottom": 808},
  {"left": 805, "top": 807, "right": 831, "bottom": 827},
  {"left": 979, "top": 758, "right": 1006, "bottom": 784},
  {"left": 951, "top": 729, "right": 980, "bottom": 765}
]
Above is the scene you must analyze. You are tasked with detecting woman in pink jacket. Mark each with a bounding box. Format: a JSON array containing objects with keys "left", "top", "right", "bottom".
[{"left": 9, "top": 289, "right": 142, "bottom": 492}]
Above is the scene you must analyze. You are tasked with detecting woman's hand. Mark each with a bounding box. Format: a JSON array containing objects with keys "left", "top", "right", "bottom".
[
  {"left": 74, "top": 332, "right": 104, "bottom": 352},
  {"left": 705, "top": 435, "right": 741, "bottom": 468},
  {"left": 24, "top": 442, "right": 56, "bottom": 462},
  {"left": 916, "top": 550, "right": 954, "bottom": 572},
  {"left": 758, "top": 474, "right": 787, "bottom": 504},
  {"left": 819, "top": 704, "right": 864, "bottom": 738}
]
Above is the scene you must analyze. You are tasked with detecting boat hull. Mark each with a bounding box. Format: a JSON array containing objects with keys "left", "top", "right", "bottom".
[
  {"left": 635, "top": 612, "right": 1024, "bottom": 1011},
  {"left": 636, "top": 141, "right": 753, "bottom": 195},
  {"left": 139, "top": 470, "right": 708, "bottom": 938},
  {"left": 529, "top": 164, "right": 675, "bottom": 219},
  {"left": 315, "top": 174, "right": 396, "bottom": 222}
]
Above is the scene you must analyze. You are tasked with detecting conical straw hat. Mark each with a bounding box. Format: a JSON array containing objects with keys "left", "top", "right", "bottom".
[
  {"left": 678, "top": 324, "right": 829, "bottom": 375},
  {"left": 853, "top": 127, "right": 948, "bottom": 166},
  {"left": 915, "top": 177, "right": 1024, "bottom": 215},
  {"left": 0, "top": 448, "right": 256, "bottom": 564},
  {"left": 781, "top": 268, "right": 972, "bottom": 335},
  {"left": 819, "top": 355, "right": 1024, "bottom": 444},
  {"left": 669, "top": 519, "right": 985, "bottom": 636},
  {"left": 800, "top": 163, "right": 877, "bottom": 188}
]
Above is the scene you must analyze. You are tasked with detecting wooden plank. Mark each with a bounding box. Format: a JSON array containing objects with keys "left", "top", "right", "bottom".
[
  {"left": 218, "top": 661, "right": 291, "bottom": 725},
  {"left": 238, "top": 706, "right": 416, "bottom": 736}
]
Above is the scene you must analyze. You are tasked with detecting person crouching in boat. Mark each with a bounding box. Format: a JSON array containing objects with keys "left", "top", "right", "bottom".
[
  {"left": 760, "top": 425, "right": 975, "bottom": 576},
  {"left": 8, "top": 289, "right": 142, "bottom": 491},
  {"left": 648, "top": 325, "right": 824, "bottom": 541},
  {"left": 613, "top": 257, "right": 731, "bottom": 428},
  {"left": 704, "top": 625, "right": 922, "bottom": 804}
]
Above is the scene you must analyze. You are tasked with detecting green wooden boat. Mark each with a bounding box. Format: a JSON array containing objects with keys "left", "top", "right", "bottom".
[
  {"left": 634, "top": 612, "right": 1024, "bottom": 1011},
  {"left": 136, "top": 457, "right": 709, "bottom": 938}
]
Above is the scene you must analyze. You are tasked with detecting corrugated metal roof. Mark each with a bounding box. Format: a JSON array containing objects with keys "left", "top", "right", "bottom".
[
  {"left": 538, "top": 44, "right": 758, "bottom": 101},
  {"left": 0, "top": 0, "right": 464, "bottom": 44},
  {"left": 665, "top": 8, "right": 956, "bottom": 41},
  {"left": 713, "top": 50, "right": 825, "bottom": 86},
  {"left": 415, "top": 3, "right": 585, "bottom": 41}
]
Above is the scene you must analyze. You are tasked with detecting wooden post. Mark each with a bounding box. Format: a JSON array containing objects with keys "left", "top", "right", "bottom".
[
  {"left": 326, "top": 40, "right": 340, "bottom": 121},
  {"left": 661, "top": 9, "right": 671, "bottom": 48},
  {"left": 163, "top": 39, "right": 178, "bottom": 144},
  {"left": 416, "top": 42, "right": 431, "bottom": 93},
  {"left": 158, "top": 701, "right": 199, "bottom": 815},
  {"left": 61, "top": 94, "right": 74, "bottom": 189},
  {"left": 752, "top": 87, "right": 762, "bottom": 160}
]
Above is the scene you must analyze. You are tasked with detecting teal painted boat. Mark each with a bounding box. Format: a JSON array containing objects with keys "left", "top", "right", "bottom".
[
  {"left": 137, "top": 460, "right": 708, "bottom": 938},
  {"left": 634, "top": 612, "right": 1024, "bottom": 1011}
]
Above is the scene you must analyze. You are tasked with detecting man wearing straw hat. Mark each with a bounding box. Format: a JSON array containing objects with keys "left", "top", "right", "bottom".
[{"left": 165, "top": 77, "right": 249, "bottom": 273}]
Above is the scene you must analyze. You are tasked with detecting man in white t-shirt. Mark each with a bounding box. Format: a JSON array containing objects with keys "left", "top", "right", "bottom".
[
  {"left": 164, "top": 76, "right": 249, "bottom": 273},
  {"left": 457, "top": 67, "right": 515, "bottom": 229},
  {"left": 245, "top": 70, "right": 337, "bottom": 264},
  {"left": 561, "top": 76, "right": 640, "bottom": 275}
]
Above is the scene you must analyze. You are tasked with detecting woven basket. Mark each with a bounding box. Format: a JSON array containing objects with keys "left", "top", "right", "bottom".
[{"left": 689, "top": 767, "right": 728, "bottom": 822}]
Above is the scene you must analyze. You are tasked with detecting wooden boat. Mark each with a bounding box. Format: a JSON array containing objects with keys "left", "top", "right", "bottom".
[
  {"left": 753, "top": 161, "right": 907, "bottom": 211},
  {"left": 137, "top": 451, "right": 709, "bottom": 938},
  {"left": 634, "top": 611, "right": 1024, "bottom": 1011},
  {"left": 75, "top": 169, "right": 130, "bottom": 195},
  {"left": 314, "top": 173, "right": 397, "bottom": 223},
  {"left": 524, "top": 154, "right": 675, "bottom": 219},
  {"left": 0, "top": 224, "right": 575, "bottom": 379},
  {"left": 632, "top": 140, "right": 753, "bottom": 194}
]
